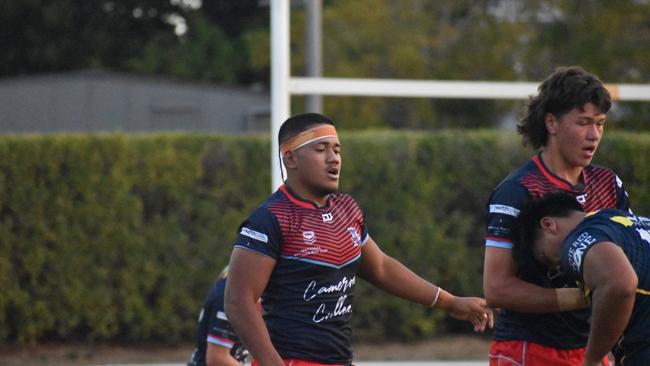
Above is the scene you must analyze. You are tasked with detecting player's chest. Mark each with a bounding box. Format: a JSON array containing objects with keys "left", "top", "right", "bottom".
[{"left": 279, "top": 210, "right": 364, "bottom": 262}]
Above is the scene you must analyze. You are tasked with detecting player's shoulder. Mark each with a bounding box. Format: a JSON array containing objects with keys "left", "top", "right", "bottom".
[
  {"left": 238, "top": 192, "right": 287, "bottom": 233},
  {"left": 494, "top": 157, "right": 537, "bottom": 188},
  {"left": 585, "top": 163, "right": 618, "bottom": 178},
  {"left": 249, "top": 190, "right": 289, "bottom": 215},
  {"left": 583, "top": 208, "right": 634, "bottom": 227},
  {"left": 331, "top": 191, "right": 357, "bottom": 204},
  {"left": 489, "top": 172, "right": 529, "bottom": 204},
  {"left": 330, "top": 191, "right": 364, "bottom": 212},
  {"left": 568, "top": 209, "right": 630, "bottom": 246}
]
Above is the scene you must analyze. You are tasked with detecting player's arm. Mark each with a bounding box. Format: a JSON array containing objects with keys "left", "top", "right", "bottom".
[
  {"left": 224, "top": 248, "right": 283, "bottom": 366},
  {"left": 359, "top": 237, "right": 493, "bottom": 331},
  {"left": 582, "top": 242, "right": 637, "bottom": 366},
  {"left": 483, "top": 246, "right": 586, "bottom": 312},
  {"left": 206, "top": 343, "right": 241, "bottom": 366}
]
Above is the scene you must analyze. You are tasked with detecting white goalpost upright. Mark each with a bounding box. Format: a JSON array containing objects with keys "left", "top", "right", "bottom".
[
  {"left": 270, "top": 0, "right": 650, "bottom": 190},
  {"left": 271, "top": 0, "right": 291, "bottom": 191}
]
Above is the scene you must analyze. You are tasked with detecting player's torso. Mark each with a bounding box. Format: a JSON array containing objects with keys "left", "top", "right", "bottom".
[
  {"left": 263, "top": 189, "right": 366, "bottom": 363},
  {"left": 191, "top": 278, "right": 239, "bottom": 365},
  {"left": 487, "top": 155, "right": 624, "bottom": 347}
]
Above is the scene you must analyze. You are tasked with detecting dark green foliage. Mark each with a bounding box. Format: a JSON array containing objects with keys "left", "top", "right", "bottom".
[{"left": 0, "top": 131, "right": 648, "bottom": 344}]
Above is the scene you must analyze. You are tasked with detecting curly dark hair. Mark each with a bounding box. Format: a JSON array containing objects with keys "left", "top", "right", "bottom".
[
  {"left": 511, "top": 192, "right": 583, "bottom": 277},
  {"left": 518, "top": 66, "right": 611, "bottom": 149}
]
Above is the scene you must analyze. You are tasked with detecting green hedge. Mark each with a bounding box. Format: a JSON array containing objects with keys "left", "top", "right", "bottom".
[{"left": 0, "top": 131, "right": 648, "bottom": 344}]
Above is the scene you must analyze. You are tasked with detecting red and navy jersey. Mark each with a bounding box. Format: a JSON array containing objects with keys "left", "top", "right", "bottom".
[
  {"left": 562, "top": 210, "right": 650, "bottom": 364},
  {"left": 189, "top": 276, "right": 246, "bottom": 366},
  {"left": 234, "top": 185, "right": 368, "bottom": 365},
  {"left": 486, "top": 152, "right": 631, "bottom": 348}
]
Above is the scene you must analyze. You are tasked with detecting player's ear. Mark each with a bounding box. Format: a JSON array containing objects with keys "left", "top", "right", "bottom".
[
  {"left": 282, "top": 151, "right": 298, "bottom": 170},
  {"left": 540, "top": 216, "right": 557, "bottom": 234},
  {"left": 544, "top": 113, "right": 558, "bottom": 136}
]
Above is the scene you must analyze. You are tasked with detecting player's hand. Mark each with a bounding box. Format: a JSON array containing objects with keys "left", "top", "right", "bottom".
[{"left": 444, "top": 296, "right": 494, "bottom": 332}]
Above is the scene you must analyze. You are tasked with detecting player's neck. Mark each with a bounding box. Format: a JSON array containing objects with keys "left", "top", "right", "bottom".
[
  {"left": 540, "top": 149, "right": 583, "bottom": 186},
  {"left": 284, "top": 179, "right": 329, "bottom": 208}
]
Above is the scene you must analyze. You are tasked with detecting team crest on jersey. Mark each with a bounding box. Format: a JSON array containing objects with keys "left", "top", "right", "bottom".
[
  {"left": 347, "top": 227, "right": 362, "bottom": 247},
  {"left": 576, "top": 194, "right": 587, "bottom": 204},
  {"left": 322, "top": 213, "right": 333, "bottom": 223},
  {"left": 303, "top": 231, "right": 316, "bottom": 245}
]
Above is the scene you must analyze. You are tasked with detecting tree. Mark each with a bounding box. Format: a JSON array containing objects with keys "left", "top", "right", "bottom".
[
  {"left": 0, "top": 0, "right": 269, "bottom": 85},
  {"left": 2, "top": 0, "right": 648, "bottom": 129},
  {"left": 0, "top": 0, "right": 182, "bottom": 76},
  {"left": 288, "top": 0, "right": 650, "bottom": 130}
]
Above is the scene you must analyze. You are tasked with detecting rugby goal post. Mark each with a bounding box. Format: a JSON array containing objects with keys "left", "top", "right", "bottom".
[{"left": 271, "top": 0, "right": 650, "bottom": 190}]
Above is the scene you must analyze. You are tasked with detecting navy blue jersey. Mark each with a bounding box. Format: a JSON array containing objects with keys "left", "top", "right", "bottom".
[
  {"left": 188, "top": 275, "right": 246, "bottom": 366},
  {"left": 486, "top": 153, "right": 630, "bottom": 348},
  {"left": 562, "top": 210, "right": 650, "bottom": 364},
  {"left": 234, "top": 185, "right": 368, "bottom": 364}
]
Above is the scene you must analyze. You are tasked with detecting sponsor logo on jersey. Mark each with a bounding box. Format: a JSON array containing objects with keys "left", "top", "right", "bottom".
[
  {"left": 303, "top": 230, "right": 316, "bottom": 245},
  {"left": 568, "top": 231, "right": 596, "bottom": 272},
  {"left": 347, "top": 227, "right": 362, "bottom": 246},
  {"left": 489, "top": 204, "right": 520, "bottom": 217},
  {"left": 240, "top": 227, "right": 268, "bottom": 243},
  {"left": 322, "top": 213, "right": 333, "bottom": 223}
]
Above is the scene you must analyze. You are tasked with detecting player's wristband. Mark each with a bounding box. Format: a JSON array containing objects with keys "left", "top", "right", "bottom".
[
  {"left": 556, "top": 288, "right": 588, "bottom": 311},
  {"left": 430, "top": 287, "right": 442, "bottom": 307}
]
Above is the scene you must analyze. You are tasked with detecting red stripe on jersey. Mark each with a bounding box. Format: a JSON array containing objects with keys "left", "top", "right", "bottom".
[
  {"left": 582, "top": 167, "right": 618, "bottom": 211},
  {"left": 269, "top": 192, "right": 365, "bottom": 267},
  {"left": 279, "top": 185, "right": 323, "bottom": 209},
  {"left": 520, "top": 163, "right": 620, "bottom": 212},
  {"left": 520, "top": 172, "right": 563, "bottom": 199},
  {"left": 532, "top": 154, "right": 578, "bottom": 192}
]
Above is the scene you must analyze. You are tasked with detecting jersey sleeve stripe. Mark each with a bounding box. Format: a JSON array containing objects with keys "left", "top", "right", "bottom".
[
  {"left": 486, "top": 238, "right": 513, "bottom": 249},
  {"left": 361, "top": 233, "right": 369, "bottom": 246},
  {"left": 207, "top": 334, "right": 235, "bottom": 348},
  {"left": 233, "top": 244, "right": 276, "bottom": 258}
]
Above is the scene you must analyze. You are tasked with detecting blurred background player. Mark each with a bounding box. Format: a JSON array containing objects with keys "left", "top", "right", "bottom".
[
  {"left": 225, "top": 113, "right": 493, "bottom": 366},
  {"left": 511, "top": 192, "right": 650, "bottom": 366},
  {"left": 188, "top": 266, "right": 247, "bottom": 366},
  {"left": 483, "top": 66, "right": 630, "bottom": 365}
]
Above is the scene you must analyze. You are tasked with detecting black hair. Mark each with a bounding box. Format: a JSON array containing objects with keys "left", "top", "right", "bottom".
[
  {"left": 518, "top": 66, "right": 611, "bottom": 149},
  {"left": 511, "top": 192, "right": 583, "bottom": 277},
  {"left": 278, "top": 113, "right": 334, "bottom": 146}
]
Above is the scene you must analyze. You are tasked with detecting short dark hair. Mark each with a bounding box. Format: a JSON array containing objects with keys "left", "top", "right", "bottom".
[
  {"left": 278, "top": 113, "right": 334, "bottom": 146},
  {"left": 517, "top": 66, "right": 612, "bottom": 149},
  {"left": 511, "top": 192, "right": 583, "bottom": 277}
]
